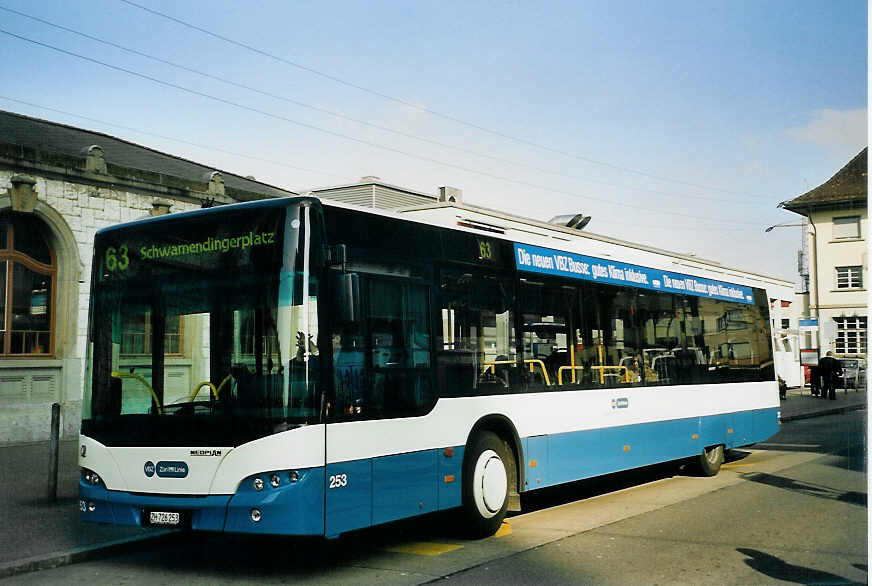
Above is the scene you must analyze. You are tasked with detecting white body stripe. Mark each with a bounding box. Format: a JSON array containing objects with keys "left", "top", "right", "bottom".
[
  {"left": 325, "top": 381, "right": 777, "bottom": 463},
  {"left": 81, "top": 381, "right": 776, "bottom": 494}
]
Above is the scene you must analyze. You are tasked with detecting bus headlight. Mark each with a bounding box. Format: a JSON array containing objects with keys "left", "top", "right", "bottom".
[
  {"left": 253, "top": 477, "right": 264, "bottom": 491},
  {"left": 270, "top": 474, "right": 281, "bottom": 488},
  {"left": 80, "top": 468, "right": 104, "bottom": 486},
  {"left": 289, "top": 470, "right": 299, "bottom": 483},
  {"left": 250, "top": 508, "right": 262, "bottom": 522}
]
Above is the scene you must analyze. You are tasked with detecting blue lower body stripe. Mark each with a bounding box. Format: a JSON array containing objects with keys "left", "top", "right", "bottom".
[{"left": 80, "top": 407, "right": 779, "bottom": 536}]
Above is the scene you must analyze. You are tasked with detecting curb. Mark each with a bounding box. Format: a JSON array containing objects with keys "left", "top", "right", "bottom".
[
  {"left": 780, "top": 402, "right": 866, "bottom": 423},
  {"left": 0, "top": 530, "right": 176, "bottom": 580}
]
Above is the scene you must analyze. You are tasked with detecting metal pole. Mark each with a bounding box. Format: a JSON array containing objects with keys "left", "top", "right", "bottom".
[
  {"left": 807, "top": 211, "right": 823, "bottom": 355},
  {"left": 48, "top": 402, "right": 60, "bottom": 502}
]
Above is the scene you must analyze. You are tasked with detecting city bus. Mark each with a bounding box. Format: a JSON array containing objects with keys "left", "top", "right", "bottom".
[{"left": 79, "top": 196, "right": 781, "bottom": 538}]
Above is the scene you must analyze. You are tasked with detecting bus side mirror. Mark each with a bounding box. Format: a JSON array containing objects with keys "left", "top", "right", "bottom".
[{"left": 331, "top": 272, "right": 360, "bottom": 323}]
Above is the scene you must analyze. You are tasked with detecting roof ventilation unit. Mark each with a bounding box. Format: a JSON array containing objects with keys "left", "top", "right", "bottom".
[
  {"left": 549, "top": 213, "right": 591, "bottom": 230},
  {"left": 438, "top": 186, "right": 463, "bottom": 204}
]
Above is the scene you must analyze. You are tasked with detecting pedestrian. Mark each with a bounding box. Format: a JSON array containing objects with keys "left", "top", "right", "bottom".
[
  {"left": 818, "top": 351, "right": 843, "bottom": 401},
  {"left": 808, "top": 365, "right": 821, "bottom": 397}
]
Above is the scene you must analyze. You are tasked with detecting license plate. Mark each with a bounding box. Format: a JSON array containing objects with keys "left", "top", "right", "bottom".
[{"left": 149, "top": 511, "right": 180, "bottom": 526}]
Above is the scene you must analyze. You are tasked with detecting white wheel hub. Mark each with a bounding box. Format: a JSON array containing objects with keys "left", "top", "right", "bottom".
[{"left": 472, "top": 449, "right": 507, "bottom": 518}]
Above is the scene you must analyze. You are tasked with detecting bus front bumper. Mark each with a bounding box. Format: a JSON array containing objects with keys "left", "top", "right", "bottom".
[{"left": 79, "top": 467, "right": 324, "bottom": 536}]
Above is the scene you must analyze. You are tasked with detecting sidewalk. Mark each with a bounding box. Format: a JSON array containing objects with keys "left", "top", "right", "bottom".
[
  {"left": 0, "top": 386, "right": 865, "bottom": 579},
  {"left": 0, "top": 440, "right": 170, "bottom": 579},
  {"left": 779, "top": 383, "right": 867, "bottom": 422}
]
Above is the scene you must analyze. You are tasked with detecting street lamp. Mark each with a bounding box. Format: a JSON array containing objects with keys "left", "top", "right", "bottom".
[
  {"left": 765, "top": 218, "right": 821, "bottom": 364},
  {"left": 764, "top": 222, "right": 805, "bottom": 233}
]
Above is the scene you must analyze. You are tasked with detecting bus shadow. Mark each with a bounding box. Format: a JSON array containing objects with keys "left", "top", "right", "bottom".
[{"left": 518, "top": 459, "right": 686, "bottom": 516}]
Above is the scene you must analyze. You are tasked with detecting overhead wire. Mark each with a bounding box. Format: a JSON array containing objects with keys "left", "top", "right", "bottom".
[
  {"left": 0, "top": 95, "right": 763, "bottom": 234},
  {"left": 0, "top": 27, "right": 778, "bottom": 227},
  {"left": 0, "top": 4, "right": 761, "bottom": 206},
  {"left": 0, "top": 95, "right": 352, "bottom": 183},
  {"left": 118, "top": 0, "right": 770, "bottom": 200}
]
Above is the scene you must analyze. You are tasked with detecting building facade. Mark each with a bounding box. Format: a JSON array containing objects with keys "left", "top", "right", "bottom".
[{"left": 782, "top": 148, "right": 868, "bottom": 360}]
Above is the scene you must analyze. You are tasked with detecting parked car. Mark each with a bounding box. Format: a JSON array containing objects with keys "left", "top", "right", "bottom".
[{"left": 838, "top": 358, "right": 866, "bottom": 391}]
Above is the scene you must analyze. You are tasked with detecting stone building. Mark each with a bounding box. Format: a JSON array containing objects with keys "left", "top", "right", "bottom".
[{"left": 781, "top": 147, "right": 868, "bottom": 359}]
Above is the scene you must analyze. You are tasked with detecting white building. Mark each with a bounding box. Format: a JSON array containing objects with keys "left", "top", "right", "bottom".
[{"left": 781, "top": 148, "right": 867, "bottom": 360}]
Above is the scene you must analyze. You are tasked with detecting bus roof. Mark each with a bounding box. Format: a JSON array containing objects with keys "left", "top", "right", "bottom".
[{"left": 95, "top": 194, "right": 795, "bottom": 296}]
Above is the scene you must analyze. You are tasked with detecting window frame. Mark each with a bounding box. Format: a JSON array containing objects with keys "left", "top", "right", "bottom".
[
  {"left": 834, "top": 316, "right": 867, "bottom": 355},
  {"left": 0, "top": 215, "right": 57, "bottom": 357},
  {"left": 119, "top": 311, "right": 185, "bottom": 357},
  {"left": 835, "top": 265, "right": 863, "bottom": 290},
  {"left": 832, "top": 215, "right": 861, "bottom": 240}
]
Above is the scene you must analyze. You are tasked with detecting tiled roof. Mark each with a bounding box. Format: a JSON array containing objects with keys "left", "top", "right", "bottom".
[
  {"left": 782, "top": 148, "right": 867, "bottom": 213},
  {"left": 0, "top": 109, "right": 295, "bottom": 199}
]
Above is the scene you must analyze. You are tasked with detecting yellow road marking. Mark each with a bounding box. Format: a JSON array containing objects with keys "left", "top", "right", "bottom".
[
  {"left": 495, "top": 520, "right": 512, "bottom": 538},
  {"left": 382, "top": 542, "right": 463, "bottom": 556}
]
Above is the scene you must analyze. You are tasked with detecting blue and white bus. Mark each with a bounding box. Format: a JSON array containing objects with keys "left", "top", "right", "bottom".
[{"left": 79, "top": 196, "right": 781, "bottom": 538}]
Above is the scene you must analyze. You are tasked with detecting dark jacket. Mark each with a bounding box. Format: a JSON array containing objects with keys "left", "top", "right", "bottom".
[{"left": 818, "top": 356, "right": 843, "bottom": 381}]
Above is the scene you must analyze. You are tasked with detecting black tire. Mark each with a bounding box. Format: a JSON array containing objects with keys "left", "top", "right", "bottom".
[
  {"left": 461, "top": 431, "right": 510, "bottom": 538},
  {"left": 694, "top": 444, "right": 725, "bottom": 477}
]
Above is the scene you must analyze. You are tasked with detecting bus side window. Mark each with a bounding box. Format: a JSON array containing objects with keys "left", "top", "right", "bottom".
[{"left": 438, "top": 270, "right": 519, "bottom": 397}]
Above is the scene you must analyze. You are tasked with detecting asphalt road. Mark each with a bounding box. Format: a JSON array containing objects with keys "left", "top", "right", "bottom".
[{"left": 3, "top": 410, "right": 865, "bottom": 585}]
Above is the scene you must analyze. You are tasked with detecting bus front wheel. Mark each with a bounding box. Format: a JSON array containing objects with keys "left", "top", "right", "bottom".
[
  {"left": 695, "top": 444, "right": 725, "bottom": 476},
  {"left": 462, "top": 431, "right": 510, "bottom": 538}
]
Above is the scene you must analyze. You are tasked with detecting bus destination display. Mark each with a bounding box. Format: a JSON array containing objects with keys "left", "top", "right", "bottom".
[{"left": 514, "top": 242, "right": 754, "bottom": 304}]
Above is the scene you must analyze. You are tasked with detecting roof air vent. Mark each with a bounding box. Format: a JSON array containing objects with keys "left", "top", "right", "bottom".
[
  {"left": 438, "top": 186, "right": 463, "bottom": 204},
  {"left": 549, "top": 213, "right": 591, "bottom": 230}
]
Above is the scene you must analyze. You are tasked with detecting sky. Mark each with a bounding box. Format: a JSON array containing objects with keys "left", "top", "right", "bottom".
[{"left": 0, "top": 0, "right": 866, "bottom": 281}]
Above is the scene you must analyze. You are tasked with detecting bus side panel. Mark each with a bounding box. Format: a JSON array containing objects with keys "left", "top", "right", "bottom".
[
  {"left": 544, "top": 417, "right": 700, "bottom": 487},
  {"left": 373, "top": 450, "right": 438, "bottom": 525},
  {"left": 325, "top": 460, "right": 372, "bottom": 536},
  {"left": 752, "top": 407, "right": 781, "bottom": 444},
  {"left": 438, "top": 446, "right": 464, "bottom": 510},
  {"left": 699, "top": 413, "right": 730, "bottom": 448},
  {"left": 726, "top": 411, "right": 755, "bottom": 448},
  {"left": 523, "top": 435, "right": 549, "bottom": 490}
]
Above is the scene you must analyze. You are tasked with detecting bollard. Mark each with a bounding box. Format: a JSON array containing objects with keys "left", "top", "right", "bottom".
[{"left": 48, "top": 402, "right": 60, "bottom": 502}]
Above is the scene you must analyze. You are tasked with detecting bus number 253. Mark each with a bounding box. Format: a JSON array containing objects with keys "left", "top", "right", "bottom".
[{"left": 329, "top": 474, "right": 348, "bottom": 489}]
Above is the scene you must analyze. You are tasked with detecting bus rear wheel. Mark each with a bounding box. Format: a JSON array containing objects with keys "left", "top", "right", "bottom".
[
  {"left": 695, "top": 444, "right": 725, "bottom": 476},
  {"left": 461, "top": 431, "right": 510, "bottom": 538}
]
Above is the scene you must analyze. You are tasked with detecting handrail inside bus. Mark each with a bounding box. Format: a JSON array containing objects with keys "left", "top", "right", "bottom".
[
  {"left": 190, "top": 381, "right": 218, "bottom": 402},
  {"left": 589, "top": 365, "right": 630, "bottom": 384},
  {"left": 483, "top": 359, "right": 551, "bottom": 386},
  {"left": 111, "top": 371, "right": 163, "bottom": 414},
  {"left": 188, "top": 374, "right": 233, "bottom": 402},
  {"left": 557, "top": 366, "right": 585, "bottom": 385}
]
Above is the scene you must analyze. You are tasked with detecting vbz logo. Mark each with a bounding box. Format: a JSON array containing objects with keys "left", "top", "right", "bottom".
[{"left": 144, "top": 461, "right": 156, "bottom": 477}]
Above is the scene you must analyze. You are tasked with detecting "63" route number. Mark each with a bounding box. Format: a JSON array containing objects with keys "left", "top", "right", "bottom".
[{"left": 328, "top": 473, "right": 348, "bottom": 489}]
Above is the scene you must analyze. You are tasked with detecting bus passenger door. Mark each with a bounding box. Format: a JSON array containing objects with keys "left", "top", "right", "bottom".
[{"left": 324, "top": 270, "right": 372, "bottom": 537}]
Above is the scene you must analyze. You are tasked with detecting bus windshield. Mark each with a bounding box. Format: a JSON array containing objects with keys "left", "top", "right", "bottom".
[{"left": 82, "top": 200, "right": 323, "bottom": 447}]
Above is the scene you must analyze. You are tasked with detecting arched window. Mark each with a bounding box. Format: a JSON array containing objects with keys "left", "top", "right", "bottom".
[{"left": 0, "top": 213, "right": 56, "bottom": 356}]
